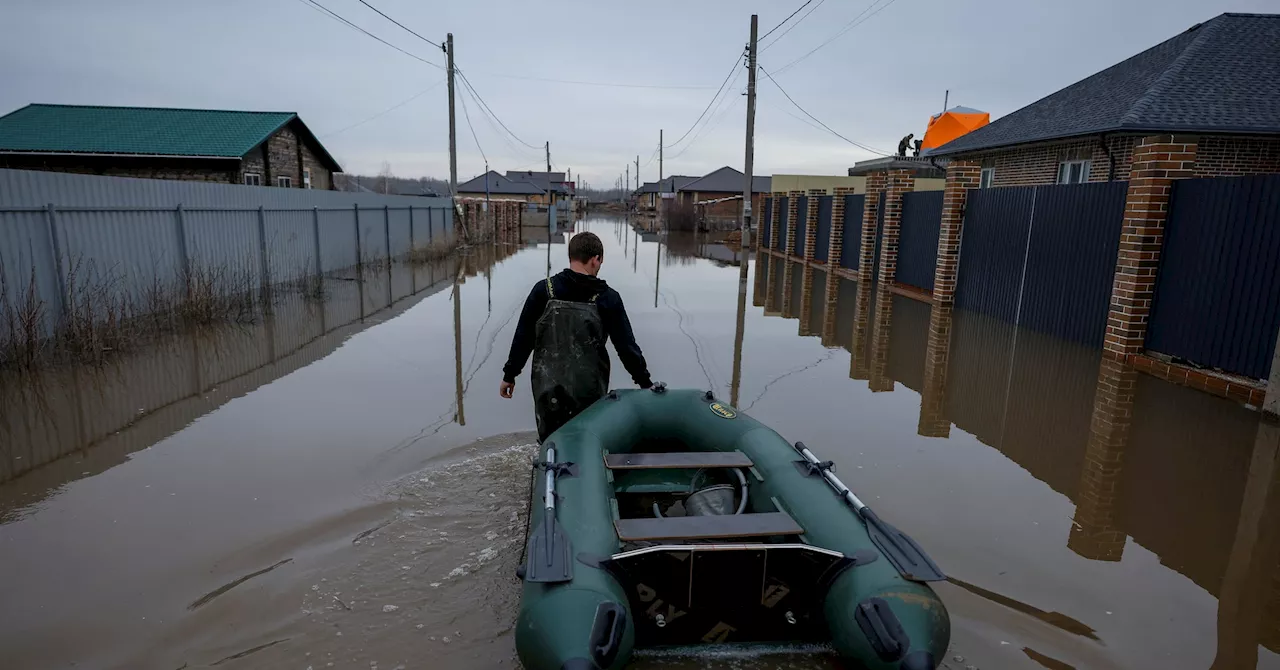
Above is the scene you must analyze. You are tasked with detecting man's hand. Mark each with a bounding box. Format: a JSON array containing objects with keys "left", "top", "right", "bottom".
[{"left": 500, "top": 381, "right": 515, "bottom": 399}]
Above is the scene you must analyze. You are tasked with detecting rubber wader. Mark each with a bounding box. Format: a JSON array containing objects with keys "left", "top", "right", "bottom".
[{"left": 531, "top": 278, "right": 609, "bottom": 442}]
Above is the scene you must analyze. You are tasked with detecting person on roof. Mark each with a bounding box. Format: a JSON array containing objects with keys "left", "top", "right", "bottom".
[{"left": 500, "top": 231, "right": 652, "bottom": 441}]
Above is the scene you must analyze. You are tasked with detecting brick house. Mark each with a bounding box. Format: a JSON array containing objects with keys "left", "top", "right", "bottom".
[
  {"left": 0, "top": 104, "right": 342, "bottom": 188},
  {"left": 677, "top": 167, "right": 772, "bottom": 219},
  {"left": 637, "top": 175, "right": 697, "bottom": 210},
  {"left": 927, "top": 13, "right": 1280, "bottom": 186},
  {"left": 456, "top": 170, "right": 545, "bottom": 202}
]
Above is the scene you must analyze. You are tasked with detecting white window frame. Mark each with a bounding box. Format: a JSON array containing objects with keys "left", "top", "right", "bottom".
[
  {"left": 979, "top": 168, "right": 995, "bottom": 189},
  {"left": 1057, "top": 159, "right": 1091, "bottom": 184},
  {"left": 243, "top": 173, "right": 261, "bottom": 186},
  {"left": 277, "top": 176, "right": 292, "bottom": 188},
  {"left": 303, "top": 168, "right": 312, "bottom": 189}
]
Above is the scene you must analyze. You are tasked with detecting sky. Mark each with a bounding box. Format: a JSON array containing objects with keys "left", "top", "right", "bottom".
[{"left": 1, "top": 0, "right": 1273, "bottom": 187}]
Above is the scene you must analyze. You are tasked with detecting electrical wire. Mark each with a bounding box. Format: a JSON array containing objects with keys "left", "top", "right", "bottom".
[
  {"left": 296, "top": 0, "right": 443, "bottom": 70},
  {"left": 772, "top": 0, "right": 899, "bottom": 75},
  {"left": 665, "top": 64, "right": 745, "bottom": 161},
  {"left": 759, "top": 65, "right": 891, "bottom": 156},
  {"left": 321, "top": 79, "right": 444, "bottom": 138},
  {"left": 663, "top": 51, "right": 744, "bottom": 149},
  {"left": 461, "top": 72, "right": 716, "bottom": 90},
  {"left": 456, "top": 69, "right": 542, "bottom": 150},
  {"left": 759, "top": 0, "right": 814, "bottom": 42},
  {"left": 355, "top": 0, "right": 441, "bottom": 49},
  {"left": 760, "top": 0, "right": 828, "bottom": 53},
  {"left": 457, "top": 82, "right": 488, "bottom": 165}
]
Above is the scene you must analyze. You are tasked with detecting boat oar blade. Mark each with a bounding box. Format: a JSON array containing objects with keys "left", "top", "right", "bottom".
[
  {"left": 524, "top": 514, "right": 574, "bottom": 583},
  {"left": 861, "top": 508, "right": 945, "bottom": 582}
]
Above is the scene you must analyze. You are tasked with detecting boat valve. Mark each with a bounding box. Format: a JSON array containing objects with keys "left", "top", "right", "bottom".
[
  {"left": 784, "top": 611, "right": 797, "bottom": 625},
  {"left": 655, "top": 613, "right": 667, "bottom": 628}
]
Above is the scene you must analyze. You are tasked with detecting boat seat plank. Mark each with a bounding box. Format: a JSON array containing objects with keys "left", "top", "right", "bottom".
[
  {"left": 614, "top": 512, "right": 803, "bottom": 541},
  {"left": 605, "top": 451, "right": 753, "bottom": 470}
]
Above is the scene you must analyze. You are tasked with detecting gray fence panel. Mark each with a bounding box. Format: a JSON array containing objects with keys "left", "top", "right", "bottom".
[
  {"left": 897, "top": 191, "right": 943, "bottom": 291},
  {"left": 0, "top": 211, "right": 61, "bottom": 336},
  {"left": 1020, "top": 181, "right": 1128, "bottom": 346},
  {"left": 774, "top": 197, "right": 789, "bottom": 251},
  {"left": 794, "top": 196, "right": 808, "bottom": 256},
  {"left": 430, "top": 208, "right": 447, "bottom": 243},
  {"left": 59, "top": 209, "right": 184, "bottom": 308},
  {"left": 389, "top": 208, "right": 413, "bottom": 258},
  {"left": 841, "top": 194, "right": 864, "bottom": 271},
  {"left": 318, "top": 208, "right": 358, "bottom": 273},
  {"left": 184, "top": 209, "right": 262, "bottom": 287},
  {"left": 263, "top": 210, "right": 317, "bottom": 283},
  {"left": 815, "top": 196, "right": 833, "bottom": 263},
  {"left": 357, "top": 207, "right": 388, "bottom": 263},
  {"left": 955, "top": 186, "right": 1035, "bottom": 322},
  {"left": 1148, "top": 174, "right": 1280, "bottom": 379}
]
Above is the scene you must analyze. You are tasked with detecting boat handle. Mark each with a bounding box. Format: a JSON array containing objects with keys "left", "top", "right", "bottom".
[{"left": 590, "top": 601, "right": 627, "bottom": 668}]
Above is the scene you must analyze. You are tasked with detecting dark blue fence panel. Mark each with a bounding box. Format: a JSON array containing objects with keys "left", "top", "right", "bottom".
[
  {"left": 897, "top": 191, "right": 943, "bottom": 291},
  {"left": 1020, "top": 181, "right": 1128, "bottom": 346},
  {"left": 761, "top": 197, "right": 772, "bottom": 248},
  {"left": 841, "top": 194, "right": 864, "bottom": 271},
  {"left": 954, "top": 186, "right": 1035, "bottom": 322},
  {"left": 815, "top": 196, "right": 833, "bottom": 263},
  {"left": 774, "top": 196, "right": 789, "bottom": 251},
  {"left": 1148, "top": 174, "right": 1280, "bottom": 379},
  {"left": 794, "top": 196, "right": 809, "bottom": 257}
]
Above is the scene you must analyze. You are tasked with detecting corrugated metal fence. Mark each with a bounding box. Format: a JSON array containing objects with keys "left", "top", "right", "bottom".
[
  {"left": 774, "top": 196, "right": 789, "bottom": 252},
  {"left": 1147, "top": 174, "right": 1280, "bottom": 379},
  {"left": 794, "top": 196, "right": 809, "bottom": 257},
  {"left": 761, "top": 197, "right": 773, "bottom": 248},
  {"left": 897, "top": 191, "right": 943, "bottom": 291},
  {"left": 0, "top": 169, "right": 454, "bottom": 340},
  {"left": 841, "top": 194, "right": 865, "bottom": 271},
  {"left": 955, "top": 181, "right": 1127, "bottom": 346},
  {"left": 815, "top": 196, "right": 833, "bottom": 263}
]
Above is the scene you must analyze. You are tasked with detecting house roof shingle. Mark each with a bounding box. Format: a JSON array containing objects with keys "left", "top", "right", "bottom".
[
  {"left": 457, "top": 170, "right": 545, "bottom": 195},
  {"left": 679, "top": 167, "right": 771, "bottom": 193},
  {"left": 930, "top": 13, "right": 1280, "bottom": 156},
  {"left": 0, "top": 104, "right": 342, "bottom": 171}
]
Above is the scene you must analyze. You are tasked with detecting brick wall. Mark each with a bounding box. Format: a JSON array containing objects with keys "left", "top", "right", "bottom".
[
  {"left": 240, "top": 124, "right": 334, "bottom": 188},
  {"left": 1195, "top": 136, "right": 1280, "bottom": 177},
  {"left": 967, "top": 136, "right": 1136, "bottom": 187}
]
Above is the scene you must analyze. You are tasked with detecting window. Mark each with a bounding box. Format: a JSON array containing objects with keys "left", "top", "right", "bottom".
[
  {"left": 277, "top": 176, "right": 292, "bottom": 188},
  {"left": 303, "top": 168, "right": 312, "bottom": 189},
  {"left": 1057, "top": 160, "right": 1091, "bottom": 184},
  {"left": 243, "top": 173, "right": 261, "bottom": 186},
  {"left": 979, "top": 168, "right": 995, "bottom": 189}
]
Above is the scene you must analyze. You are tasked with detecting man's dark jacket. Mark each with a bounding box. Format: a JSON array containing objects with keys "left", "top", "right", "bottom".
[{"left": 502, "top": 269, "right": 652, "bottom": 389}]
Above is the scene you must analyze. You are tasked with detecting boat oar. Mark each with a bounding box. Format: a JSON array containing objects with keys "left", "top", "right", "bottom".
[
  {"left": 523, "top": 445, "right": 574, "bottom": 583},
  {"left": 794, "top": 442, "right": 945, "bottom": 582}
]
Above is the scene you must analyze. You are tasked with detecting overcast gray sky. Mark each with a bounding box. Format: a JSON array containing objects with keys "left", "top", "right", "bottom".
[{"left": 2, "top": 0, "right": 1271, "bottom": 186}]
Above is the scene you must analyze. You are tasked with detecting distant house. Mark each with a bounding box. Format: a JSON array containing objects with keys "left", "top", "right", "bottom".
[
  {"left": 457, "top": 170, "right": 545, "bottom": 202},
  {"left": 928, "top": 13, "right": 1280, "bottom": 186},
  {"left": 0, "top": 104, "right": 342, "bottom": 188},
  {"left": 637, "top": 175, "right": 697, "bottom": 209},
  {"left": 677, "top": 167, "right": 772, "bottom": 219},
  {"left": 505, "top": 170, "right": 574, "bottom": 208}
]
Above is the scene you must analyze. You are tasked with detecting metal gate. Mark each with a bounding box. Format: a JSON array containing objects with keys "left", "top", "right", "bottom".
[
  {"left": 841, "top": 194, "right": 864, "bottom": 271},
  {"left": 794, "top": 195, "right": 808, "bottom": 257},
  {"left": 774, "top": 196, "right": 788, "bottom": 251},
  {"left": 1147, "top": 174, "right": 1280, "bottom": 379},
  {"left": 761, "top": 197, "right": 772, "bottom": 248},
  {"left": 897, "top": 191, "right": 943, "bottom": 291},
  {"left": 815, "top": 195, "right": 833, "bottom": 263}
]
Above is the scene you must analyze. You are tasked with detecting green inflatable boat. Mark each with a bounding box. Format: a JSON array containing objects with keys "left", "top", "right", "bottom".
[{"left": 515, "top": 386, "right": 950, "bottom": 670}]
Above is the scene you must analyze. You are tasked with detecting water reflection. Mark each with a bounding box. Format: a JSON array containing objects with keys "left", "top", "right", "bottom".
[{"left": 749, "top": 249, "right": 1280, "bottom": 666}]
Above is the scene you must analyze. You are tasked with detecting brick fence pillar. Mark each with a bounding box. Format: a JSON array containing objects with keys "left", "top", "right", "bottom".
[
  {"left": 770, "top": 191, "right": 785, "bottom": 253},
  {"left": 918, "top": 303, "right": 953, "bottom": 438},
  {"left": 859, "top": 173, "right": 888, "bottom": 283},
  {"left": 820, "top": 269, "right": 842, "bottom": 347},
  {"left": 829, "top": 186, "right": 853, "bottom": 269},
  {"left": 850, "top": 279, "right": 874, "bottom": 380},
  {"left": 786, "top": 190, "right": 804, "bottom": 258},
  {"left": 763, "top": 253, "right": 782, "bottom": 316},
  {"left": 758, "top": 197, "right": 772, "bottom": 250},
  {"left": 1068, "top": 356, "right": 1136, "bottom": 561},
  {"left": 932, "top": 161, "right": 981, "bottom": 304},
  {"left": 868, "top": 286, "right": 894, "bottom": 392},
  {"left": 781, "top": 259, "right": 797, "bottom": 319},
  {"left": 798, "top": 265, "right": 816, "bottom": 336},
  {"left": 753, "top": 248, "right": 768, "bottom": 307},
  {"left": 1103, "top": 135, "right": 1199, "bottom": 359},
  {"left": 804, "top": 188, "right": 823, "bottom": 262},
  {"left": 877, "top": 170, "right": 915, "bottom": 285}
]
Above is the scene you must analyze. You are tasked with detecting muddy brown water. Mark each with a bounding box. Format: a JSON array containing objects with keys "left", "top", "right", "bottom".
[{"left": 1, "top": 214, "right": 1278, "bottom": 670}]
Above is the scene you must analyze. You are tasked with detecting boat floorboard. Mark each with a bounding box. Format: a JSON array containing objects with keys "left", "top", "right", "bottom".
[
  {"left": 614, "top": 512, "right": 803, "bottom": 541},
  {"left": 604, "top": 451, "right": 754, "bottom": 470}
]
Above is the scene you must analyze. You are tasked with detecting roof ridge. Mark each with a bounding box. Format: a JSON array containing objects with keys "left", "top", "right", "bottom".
[
  {"left": 1120, "top": 16, "right": 1226, "bottom": 127},
  {"left": 25, "top": 103, "right": 298, "bottom": 116}
]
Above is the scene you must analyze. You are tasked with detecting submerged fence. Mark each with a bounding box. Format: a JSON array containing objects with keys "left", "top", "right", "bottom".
[{"left": 0, "top": 169, "right": 454, "bottom": 342}]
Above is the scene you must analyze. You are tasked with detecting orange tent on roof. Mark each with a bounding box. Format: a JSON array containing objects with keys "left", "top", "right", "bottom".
[{"left": 921, "top": 106, "right": 990, "bottom": 151}]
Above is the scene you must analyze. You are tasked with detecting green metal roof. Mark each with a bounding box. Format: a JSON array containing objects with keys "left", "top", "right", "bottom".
[{"left": 0, "top": 104, "right": 341, "bottom": 170}]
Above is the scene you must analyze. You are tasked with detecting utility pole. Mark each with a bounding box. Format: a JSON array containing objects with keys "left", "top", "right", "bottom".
[
  {"left": 731, "top": 14, "right": 758, "bottom": 407},
  {"left": 445, "top": 34, "right": 457, "bottom": 201},
  {"left": 625, "top": 164, "right": 629, "bottom": 199},
  {"left": 635, "top": 155, "right": 640, "bottom": 191},
  {"left": 545, "top": 141, "right": 552, "bottom": 233},
  {"left": 659, "top": 130, "right": 664, "bottom": 182}
]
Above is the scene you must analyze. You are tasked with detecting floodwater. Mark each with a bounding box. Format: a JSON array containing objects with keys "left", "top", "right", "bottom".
[{"left": 1, "top": 214, "right": 1277, "bottom": 670}]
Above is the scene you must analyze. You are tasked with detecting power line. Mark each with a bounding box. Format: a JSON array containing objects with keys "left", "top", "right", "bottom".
[
  {"left": 760, "top": 0, "right": 827, "bottom": 52},
  {"left": 758, "top": 65, "right": 890, "bottom": 156},
  {"left": 296, "top": 0, "right": 443, "bottom": 70},
  {"left": 664, "top": 50, "right": 744, "bottom": 149},
  {"left": 666, "top": 64, "right": 745, "bottom": 161},
  {"left": 355, "top": 0, "right": 441, "bottom": 48},
  {"left": 773, "top": 0, "right": 899, "bottom": 75},
  {"left": 759, "top": 0, "right": 814, "bottom": 42},
  {"left": 321, "top": 79, "right": 445, "bottom": 138},
  {"left": 455, "top": 71, "right": 540, "bottom": 162},
  {"left": 455, "top": 69, "right": 542, "bottom": 150},
  {"left": 457, "top": 82, "right": 488, "bottom": 165},
  {"left": 462, "top": 72, "right": 716, "bottom": 90}
]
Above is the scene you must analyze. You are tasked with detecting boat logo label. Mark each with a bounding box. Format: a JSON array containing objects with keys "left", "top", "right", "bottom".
[{"left": 709, "top": 402, "right": 737, "bottom": 419}]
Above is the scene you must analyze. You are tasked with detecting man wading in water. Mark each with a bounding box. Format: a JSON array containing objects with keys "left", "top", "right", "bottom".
[{"left": 500, "top": 231, "right": 652, "bottom": 442}]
